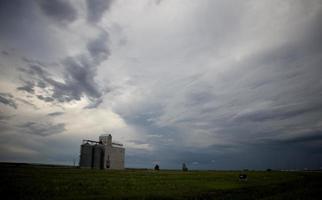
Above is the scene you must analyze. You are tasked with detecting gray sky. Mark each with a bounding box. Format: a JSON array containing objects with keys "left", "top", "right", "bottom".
[{"left": 1, "top": 0, "right": 322, "bottom": 170}]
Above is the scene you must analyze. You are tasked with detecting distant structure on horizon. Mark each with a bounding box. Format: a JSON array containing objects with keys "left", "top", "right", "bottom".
[{"left": 79, "top": 134, "right": 125, "bottom": 170}]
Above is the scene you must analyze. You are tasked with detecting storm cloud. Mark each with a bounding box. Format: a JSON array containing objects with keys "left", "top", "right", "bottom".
[
  {"left": 16, "top": 31, "right": 110, "bottom": 105},
  {"left": 18, "top": 121, "right": 66, "bottom": 137},
  {"left": 0, "top": 93, "right": 17, "bottom": 109},
  {"left": 47, "top": 112, "right": 64, "bottom": 117},
  {"left": 36, "top": 0, "right": 78, "bottom": 23},
  {"left": 86, "top": 0, "right": 114, "bottom": 23}
]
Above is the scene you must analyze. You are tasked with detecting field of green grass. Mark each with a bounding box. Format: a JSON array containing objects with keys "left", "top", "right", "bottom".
[{"left": 0, "top": 163, "right": 321, "bottom": 200}]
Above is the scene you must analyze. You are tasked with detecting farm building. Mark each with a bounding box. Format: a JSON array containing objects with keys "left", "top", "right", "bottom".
[{"left": 79, "top": 134, "right": 125, "bottom": 170}]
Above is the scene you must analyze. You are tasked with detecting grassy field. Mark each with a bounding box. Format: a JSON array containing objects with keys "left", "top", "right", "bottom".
[{"left": 0, "top": 163, "right": 321, "bottom": 200}]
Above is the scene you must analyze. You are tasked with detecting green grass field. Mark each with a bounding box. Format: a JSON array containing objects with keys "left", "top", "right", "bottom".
[{"left": 0, "top": 163, "right": 321, "bottom": 200}]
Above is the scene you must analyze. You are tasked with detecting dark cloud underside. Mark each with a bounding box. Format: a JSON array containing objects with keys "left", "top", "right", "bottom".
[
  {"left": 87, "top": 0, "right": 113, "bottom": 23},
  {"left": 0, "top": 93, "right": 17, "bottom": 109},
  {"left": 47, "top": 112, "right": 64, "bottom": 117},
  {"left": 16, "top": 31, "right": 110, "bottom": 106},
  {"left": 18, "top": 121, "right": 65, "bottom": 137},
  {"left": 36, "top": 0, "right": 77, "bottom": 23}
]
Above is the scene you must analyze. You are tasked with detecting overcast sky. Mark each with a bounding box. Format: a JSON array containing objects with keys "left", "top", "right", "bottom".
[{"left": 1, "top": 0, "right": 322, "bottom": 170}]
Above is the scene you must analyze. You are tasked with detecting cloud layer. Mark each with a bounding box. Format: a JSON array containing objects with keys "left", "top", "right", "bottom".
[{"left": 0, "top": 0, "right": 322, "bottom": 170}]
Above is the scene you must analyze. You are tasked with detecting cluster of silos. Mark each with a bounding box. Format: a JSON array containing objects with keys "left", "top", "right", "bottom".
[
  {"left": 79, "top": 142, "right": 106, "bottom": 169},
  {"left": 79, "top": 134, "right": 125, "bottom": 170}
]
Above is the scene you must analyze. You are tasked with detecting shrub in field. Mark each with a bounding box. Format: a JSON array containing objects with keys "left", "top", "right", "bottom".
[
  {"left": 182, "top": 163, "right": 188, "bottom": 171},
  {"left": 154, "top": 164, "right": 159, "bottom": 170},
  {"left": 239, "top": 173, "right": 248, "bottom": 181}
]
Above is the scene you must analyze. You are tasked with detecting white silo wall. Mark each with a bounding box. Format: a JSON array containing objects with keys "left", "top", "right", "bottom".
[
  {"left": 109, "top": 146, "right": 125, "bottom": 169},
  {"left": 79, "top": 143, "right": 93, "bottom": 168}
]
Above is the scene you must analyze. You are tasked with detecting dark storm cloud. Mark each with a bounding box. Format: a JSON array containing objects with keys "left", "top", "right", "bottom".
[
  {"left": 38, "top": 62, "right": 96, "bottom": 103},
  {"left": 17, "top": 32, "right": 110, "bottom": 105},
  {"left": 84, "top": 98, "right": 103, "bottom": 109},
  {"left": 87, "top": 32, "right": 110, "bottom": 63},
  {"left": 87, "top": 0, "right": 113, "bottom": 23},
  {"left": 0, "top": 93, "right": 17, "bottom": 109},
  {"left": 0, "top": 0, "right": 64, "bottom": 60},
  {"left": 1, "top": 0, "right": 110, "bottom": 107},
  {"left": 17, "top": 61, "right": 50, "bottom": 81},
  {"left": 47, "top": 112, "right": 64, "bottom": 117},
  {"left": 0, "top": 0, "right": 33, "bottom": 35},
  {"left": 232, "top": 102, "right": 322, "bottom": 123},
  {"left": 13, "top": 25, "right": 110, "bottom": 106},
  {"left": 285, "top": 133, "right": 322, "bottom": 144},
  {"left": 37, "top": 81, "right": 47, "bottom": 88},
  {"left": 62, "top": 56, "right": 101, "bottom": 99},
  {"left": 20, "top": 59, "right": 99, "bottom": 103},
  {"left": 125, "top": 142, "right": 237, "bottom": 170},
  {"left": 261, "top": 130, "right": 322, "bottom": 146},
  {"left": 141, "top": 135, "right": 322, "bottom": 170},
  {"left": 36, "top": 95, "right": 55, "bottom": 102},
  {"left": 16, "top": 80, "right": 35, "bottom": 94},
  {"left": 238, "top": 134, "right": 322, "bottom": 170},
  {"left": 36, "top": 0, "right": 77, "bottom": 23},
  {"left": 1, "top": 50, "right": 9, "bottom": 56},
  {"left": 0, "top": 0, "right": 30, "bottom": 19},
  {"left": 18, "top": 121, "right": 65, "bottom": 137}
]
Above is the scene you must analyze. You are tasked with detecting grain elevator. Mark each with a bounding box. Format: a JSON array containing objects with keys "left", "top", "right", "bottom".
[{"left": 79, "top": 134, "right": 125, "bottom": 169}]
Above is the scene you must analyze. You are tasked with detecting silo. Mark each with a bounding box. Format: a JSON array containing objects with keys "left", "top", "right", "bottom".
[
  {"left": 109, "top": 146, "right": 125, "bottom": 169},
  {"left": 92, "top": 144, "right": 105, "bottom": 169},
  {"left": 79, "top": 143, "right": 93, "bottom": 168}
]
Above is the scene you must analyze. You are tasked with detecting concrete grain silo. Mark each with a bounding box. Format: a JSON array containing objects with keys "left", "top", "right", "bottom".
[
  {"left": 92, "top": 144, "right": 105, "bottom": 169},
  {"left": 79, "top": 134, "right": 125, "bottom": 170},
  {"left": 109, "top": 145, "right": 125, "bottom": 169},
  {"left": 79, "top": 142, "right": 93, "bottom": 168}
]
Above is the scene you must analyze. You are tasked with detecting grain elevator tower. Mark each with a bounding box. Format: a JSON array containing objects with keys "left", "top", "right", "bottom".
[{"left": 79, "top": 134, "right": 125, "bottom": 169}]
